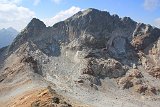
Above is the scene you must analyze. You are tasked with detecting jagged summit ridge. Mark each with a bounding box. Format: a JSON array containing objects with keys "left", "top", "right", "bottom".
[{"left": 7, "top": 8, "right": 160, "bottom": 57}]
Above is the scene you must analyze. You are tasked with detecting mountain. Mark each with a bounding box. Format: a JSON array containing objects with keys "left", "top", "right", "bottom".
[
  {"left": 0, "top": 27, "right": 18, "bottom": 48},
  {"left": 0, "top": 8, "right": 160, "bottom": 107}
]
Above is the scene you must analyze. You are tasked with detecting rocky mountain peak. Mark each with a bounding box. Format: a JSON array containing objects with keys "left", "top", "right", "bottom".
[
  {"left": 67, "top": 8, "right": 111, "bottom": 22},
  {"left": 0, "top": 8, "right": 160, "bottom": 107},
  {"left": 7, "top": 18, "right": 46, "bottom": 54},
  {"left": 7, "top": 8, "right": 159, "bottom": 56},
  {"left": 26, "top": 18, "right": 46, "bottom": 29},
  {"left": 82, "top": 8, "right": 102, "bottom": 15}
]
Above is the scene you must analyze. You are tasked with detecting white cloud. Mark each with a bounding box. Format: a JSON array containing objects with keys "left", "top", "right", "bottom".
[
  {"left": 44, "top": 6, "right": 82, "bottom": 26},
  {"left": 143, "top": 0, "right": 160, "bottom": 10},
  {"left": 0, "top": 3, "right": 35, "bottom": 31},
  {"left": 154, "top": 18, "right": 160, "bottom": 28}
]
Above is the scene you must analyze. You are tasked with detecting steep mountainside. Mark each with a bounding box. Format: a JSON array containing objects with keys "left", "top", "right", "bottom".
[
  {"left": 0, "top": 8, "right": 160, "bottom": 107},
  {"left": 0, "top": 27, "right": 18, "bottom": 48}
]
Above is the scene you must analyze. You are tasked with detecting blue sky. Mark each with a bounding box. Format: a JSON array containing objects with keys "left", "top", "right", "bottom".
[{"left": 0, "top": 0, "right": 160, "bottom": 31}]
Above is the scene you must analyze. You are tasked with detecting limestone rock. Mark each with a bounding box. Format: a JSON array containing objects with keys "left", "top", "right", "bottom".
[
  {"left": 82, "top": 58, "right": 126, "bottom": 78},
  {"left": 1, "top": 8, "right": 160, "bottom": 107}
]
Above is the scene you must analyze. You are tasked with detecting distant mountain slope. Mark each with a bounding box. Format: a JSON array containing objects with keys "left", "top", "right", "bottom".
[{"left": 0, "top": 27, "right": 18, "bottom": 48}]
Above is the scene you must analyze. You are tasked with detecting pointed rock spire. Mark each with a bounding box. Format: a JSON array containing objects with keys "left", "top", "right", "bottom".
[{"left": 26, "top": 18, "right": 46, "bottom": 29}]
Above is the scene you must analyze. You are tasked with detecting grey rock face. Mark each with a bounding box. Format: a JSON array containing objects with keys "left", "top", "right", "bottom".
[
  {"left": 82, "top": 58, "right": 126, "bottom": 78},
  {"left": 8, "top": 18, "right": 46, "bottom": 54},
  {"left": 6, "top": 8, "right": 159, "bottom": 56},
  {"left": 131, "top": 23, "right": 160, "bottom": 50},
  {"left": 1, "top": 8, "right": 160, "bottom": 100}
]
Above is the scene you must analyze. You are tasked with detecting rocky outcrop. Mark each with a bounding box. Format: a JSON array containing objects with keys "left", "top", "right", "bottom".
[
  {"left": 31, "top": 88, "right": 73, "bottom": 107},
  {"left": 82, "top": 58, "right": 126, "bottom": 78},
  {"left": 118, "top": 68, "right": 158, "bottom": 95},
  {"left": 131, "top": 24, "right": 160, "bottom": 51},
  {"left": 22, "top": 56, "right": 43, "bottom": 75},
  {"left": 149, "top": 67, "right": 160, "bottom": 79},
  {"left": 118, "top": 69, "right": 142, "bottom": 89}
]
